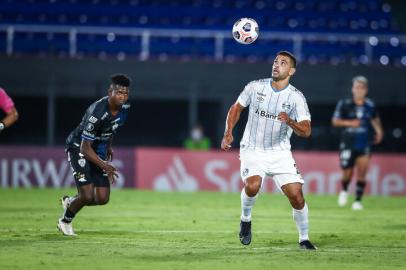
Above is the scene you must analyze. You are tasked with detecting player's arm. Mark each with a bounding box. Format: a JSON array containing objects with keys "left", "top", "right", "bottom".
[
  {"left": 279, "top": 92, "right": 311, "bottom": 138},
  {"left": 0, "top": 107, "right": 19, "bottom": 132},
  {"left": 221, "top": 102, "right": 245, "bottom": 151},
  {"left": 331, "top": 100, "right": 360, "bottom": 128},
  {"left": 107, "top": 137, "right": 114, "bottom": 161},
  {"left": 80, "top": 140, "right": 118, "bottom": 182},
  {"left": 278, "top": 113, "right": 311, "bottom": 138},
  {"left": 371, "top": 116, "right": 384, "bottom": 144},
  {"left": 331, "top": 118, "right": 360, "bottom": 128}
]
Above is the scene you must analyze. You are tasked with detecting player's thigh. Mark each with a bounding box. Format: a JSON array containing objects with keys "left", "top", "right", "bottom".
[
  {"left": 90, "top": 164, "right": 110, "bottom": 188},
  {"left": 339, "top": 148, "right": 356, "bottom": 170},
  {"left": 355, "top": 154, "right": 370, "bottom": 180},
  {"left": 67, "top": 148, "right": 93, "bottom": 187},
  {"left": 270, "top": 151, "right": 304, "bottom": 190},
  {"left": 94, "top": 186, "right": 110, "bottom": 204},
  {"left": 240, "top": 150, "right": 266, "bottom": 182}
]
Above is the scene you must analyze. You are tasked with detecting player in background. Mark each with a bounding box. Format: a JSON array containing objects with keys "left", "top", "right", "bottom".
[
  {"left": 0, "top": 87, "right": 19, "bottom": 133},
  {"left": 58, "top": 74, "right": 131, "bottom": 236},
  {"left": 332, "top": 76, "right": 383, "bottom": 210},
  {"left": 221, "top": 51, "right": 316, "bottom": 250}
]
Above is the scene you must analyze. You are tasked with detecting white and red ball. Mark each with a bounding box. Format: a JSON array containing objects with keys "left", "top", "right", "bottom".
[{"left": 232, "top": 18, "right": 259, "bottom": 45}]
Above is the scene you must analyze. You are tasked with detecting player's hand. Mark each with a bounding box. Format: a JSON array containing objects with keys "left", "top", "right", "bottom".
[
  {"left": 221, "top": 133, "right": 233, "bottom": 151},
  {"left": 107, "top": 148, "right": 114, "bottom": 161},
  {"left": 348, "top": 119, "right": 361, "bottom": 128},
  {"left": 278, "top": 112, "right": 291, "bottom": 124},
  {"left": 102, "top": 162, "right": 118, "bottom": 184}
]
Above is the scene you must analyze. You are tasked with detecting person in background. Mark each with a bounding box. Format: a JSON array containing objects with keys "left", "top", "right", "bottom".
[
  {"left": 0, "top": 87, "right": 19, "bottom": 133},
  {"left": 332, "top": 75, "right": 384, "bottom": 210},
  {"left": 184, "top": 124, "right": 211, "bottom": 150}
]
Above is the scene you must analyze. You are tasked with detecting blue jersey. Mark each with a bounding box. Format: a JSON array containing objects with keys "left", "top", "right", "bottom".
[
  {"left": 332, "top": 98, "right": 378, "bottom": 150},
  {"left": 66, "top": 96, "right": 130, "bottom": 160}
]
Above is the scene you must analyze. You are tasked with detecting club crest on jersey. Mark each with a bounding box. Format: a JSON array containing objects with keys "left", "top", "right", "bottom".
[
  {"left": 242, "top": 168, "right": 249, "bottom": 177},
  {"left": 78, "top": 158, "right": 86, "bottom": 167},
  {"left": 282, "top": 102, "right": 292, "bottom": 111}
]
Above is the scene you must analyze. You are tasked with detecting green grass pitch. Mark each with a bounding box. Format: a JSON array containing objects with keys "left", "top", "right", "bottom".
[{"left": 0, "top": 188, "right": 405, "bottom": 270}]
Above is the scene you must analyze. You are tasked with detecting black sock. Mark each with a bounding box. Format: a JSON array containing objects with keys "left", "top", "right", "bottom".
[
  {"left": 62, "top": 208, "right": 76, "bottom": 223},
  {"left": 355, "top": 181, "right": 366, "bottom": 201},
  {"left": 342, "top": 180, "right": 350, "bottom": 191}
]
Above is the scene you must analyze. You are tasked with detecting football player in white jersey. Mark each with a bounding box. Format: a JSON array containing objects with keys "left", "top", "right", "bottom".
[{"left": 221, "top": 51, "right": 316, "bottom": 250}]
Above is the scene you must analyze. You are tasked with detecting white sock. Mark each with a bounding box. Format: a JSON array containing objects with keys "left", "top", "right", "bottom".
[
  {"left": 241, "top": 189, "right": 257, "bottom": 222},
  {"left": 293, "top": 203, "right": 309, "bottom": 242}
]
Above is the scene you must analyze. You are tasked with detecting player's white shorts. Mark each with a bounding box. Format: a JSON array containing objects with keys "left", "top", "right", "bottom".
[{"left": 239, "top": 149, "right": 304, "bottom": 189}]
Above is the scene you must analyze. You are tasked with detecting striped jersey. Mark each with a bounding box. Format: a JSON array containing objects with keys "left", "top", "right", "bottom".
[{"left": 237, "top": 78, "right": 311, "bottom": 151}]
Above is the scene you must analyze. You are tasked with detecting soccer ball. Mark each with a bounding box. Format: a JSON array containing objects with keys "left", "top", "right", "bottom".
[{"left": 232, "top": 18, "right": 259, "bottom": 45}]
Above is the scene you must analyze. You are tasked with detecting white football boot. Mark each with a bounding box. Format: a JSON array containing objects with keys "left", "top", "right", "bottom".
[
  {"left": 338, "top": 190, "right": 348, "bottom": 206},
  {"left": 57, "top": 218, "right": 77, "bottom": 236},
  {"left": 352, "top": 201, "right": 363, "bottom": 211}
]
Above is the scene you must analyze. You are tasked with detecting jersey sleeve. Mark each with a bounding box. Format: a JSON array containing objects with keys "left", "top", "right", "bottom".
[
  {"left": 332, "top": 100, "right": 344, "bottom": 119},
  {"left": 293, "top": 92, "right": 311, "bottom": 122},
  {"left": 236, "top": 82, "right": 254, "bottom": 107},
  {"left": 0, "top": 88, "right": 15, "bottom": 113},
  {"left": 81, "top": 105, "right": 104, "bottom": 142}
]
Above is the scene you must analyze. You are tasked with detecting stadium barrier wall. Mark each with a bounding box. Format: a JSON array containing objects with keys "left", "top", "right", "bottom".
[{"left": 1, "top": 146, "right": 405, "bottom": 196}]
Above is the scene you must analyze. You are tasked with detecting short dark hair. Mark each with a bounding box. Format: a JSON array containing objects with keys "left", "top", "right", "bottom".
[
  {"left": 111, "top": 73, "right": 131, "bottom": 87},
  {"left": 277, "top": 51, "right": 297, "bottom": 68}
]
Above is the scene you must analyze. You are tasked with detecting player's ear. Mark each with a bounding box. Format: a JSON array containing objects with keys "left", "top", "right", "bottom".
[{"left": 289, "top": 67, "right": 296, "bottom": 76}]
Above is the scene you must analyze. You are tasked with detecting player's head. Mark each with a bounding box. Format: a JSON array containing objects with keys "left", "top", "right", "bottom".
[
  {"left": 108, "top": 74, "right": 131, "bottom": 106},
  {"left": 352, "top": 75, "right": 368, "bottom": 100},
  {"left": 272, "top": 51, "right": 297, "bottom": 81}
]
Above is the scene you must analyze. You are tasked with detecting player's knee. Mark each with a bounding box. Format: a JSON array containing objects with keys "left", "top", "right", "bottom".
[
  {"left": 290, "top": 194, "right": 305, "bottom": 209},
  {"left": 245, "top": 181, "right": 261, "bottom": 196},
  {"left": 98, "top": 196, "right": 109, "bottom": 205}
]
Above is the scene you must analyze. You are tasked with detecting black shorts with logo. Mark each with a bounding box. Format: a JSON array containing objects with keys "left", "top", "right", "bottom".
[
  {"left": 67, "top": 148, "right": 110, "bottom": 187},
  {"left": 339, "top": 146, "right": 370, "bottom": 169}
]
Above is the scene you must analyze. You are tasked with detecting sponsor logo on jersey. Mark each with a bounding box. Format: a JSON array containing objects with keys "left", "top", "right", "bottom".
[
  {"left": 256, "top": 96, "right": 265, "bottom": 103},
  {"left": 101, "top": 112, "right": 109, "bottom": 120},
  {"left": 242, "top": 168, "right": 249, "bottom": 177},
  {"left": 255, "top": 108, "right": 278, "bottom": 119},
  {"left": 257, "top": 92, "right": 266, "bottom": 97},
  {"left": 89, "top": 116, "right": 98, "bottom": 123}
]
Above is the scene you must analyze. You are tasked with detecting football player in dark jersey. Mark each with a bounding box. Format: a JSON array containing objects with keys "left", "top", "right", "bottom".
[
  {"left": 58, "top": 74, "right": 131, "bottom": 236},
  {"left": 332, "top": 76, "right": 383, "bottom": 210}
]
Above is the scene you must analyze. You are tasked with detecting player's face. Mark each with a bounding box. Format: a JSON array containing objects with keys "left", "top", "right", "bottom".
[
  {"left": 109, "top": 85, "right": 129, "bottom": 106},
  {"left": 272, "top": 55, "right": 295, "bottom": 81},
  {"left": 352, "top": 81, "right": 368, "bottom": 100}
]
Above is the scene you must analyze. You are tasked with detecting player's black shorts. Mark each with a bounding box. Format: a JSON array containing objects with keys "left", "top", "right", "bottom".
[
  {"left": 67, "top": 148, "right": 109, "bottom": 187},
  {"left": 339, "top": 146, "right": 371, "bottom": 169}
]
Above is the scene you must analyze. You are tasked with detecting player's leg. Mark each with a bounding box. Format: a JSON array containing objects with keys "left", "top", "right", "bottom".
[
  {"left": 239, "top": 150, "right": 265, "bottom": 245},
  {"left": 58, "top": 184, "right": 95, "bottom": 236},
  {"left": 352, "top": 154, "right": 370, "bottom": 210},
  {"left": 93, "top": 187, "right": 110, "bottom": 205},
  {"left": 338, "top": 148, "right": 355, "bottom": 206},
  {"left": 338, "top": 168, "right": 353, "bottom": 206},
  {"left": 281, "top": 183, "right": 316, "bottom": 250},
  {"left": 91, "top": 166, "right": 111, "bottom": 205},
  {"left": 58, "top": 149, "right": 95, "bottom": 236}
]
